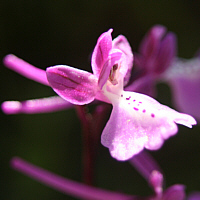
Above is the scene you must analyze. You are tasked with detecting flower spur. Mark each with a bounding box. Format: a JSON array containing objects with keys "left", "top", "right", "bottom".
[
  {"left": 46, "top": 29, "right": 196, "bottom": 161},
  {"left": 1, "top": 54, "right": 73, "bottom": 114}
]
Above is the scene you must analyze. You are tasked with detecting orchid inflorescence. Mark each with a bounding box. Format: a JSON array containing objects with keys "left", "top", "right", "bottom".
[{"left": 2, "top": 25, "right": 200, "bottom": 200}]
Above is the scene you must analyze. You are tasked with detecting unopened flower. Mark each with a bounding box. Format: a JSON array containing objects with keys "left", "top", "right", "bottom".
[
  {"left": 126, "top": 25, "right": 176, "bottom": 96},
  {"left": 46, "top": 29, "right": 196, "bottom": 161}
]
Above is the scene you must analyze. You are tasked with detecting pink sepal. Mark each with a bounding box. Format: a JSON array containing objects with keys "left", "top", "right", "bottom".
[
  {"left": 46, "top": 65, "right": 98, "bottom": 105},
  {"left": 98, "top": 49, "right": 123, "bottom": 89},
  {"left": 112, "top": 35, "right": 134, "bottom": 85},
  {"left": 91, "top": 29, "right": 113, "bottom": 77}
]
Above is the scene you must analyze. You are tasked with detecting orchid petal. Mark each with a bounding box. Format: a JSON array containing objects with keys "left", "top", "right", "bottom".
[
  {"left": 101, "top": 91, "right": 196, "bottom": 161},
  {"left": 125, "top": 74, "right": 156, "bottom": 97},
  {"left": 154, "top": 32, "right": 177, "bottom": 74},
  {"left": 136, "top": 25, "right": 177, "bottom": 77},
  {"left": 91, "top": 29, "right": 113, "bottom": 77},
  {"left": 1, "top": 96, "right": 73, "bottom": 114},
  {"left": 112, "top": 35, "right": 134, "bottom": 85},
  {"left": 165, "top": 58, "right": 200, "bottom": 121},
  {"left": 139, "top": 25, "right": 166, "bottom": 61},
  {"left": 173, "top": 76, "right": 200, "bottom": 120},
  {"left": 11, "top": 157, "right": 135, "bottom": 200},
  {"left": 98, "top": 49, "right": 123, "bottom": 89},
  {"left": 46, "top": 65, "right": 98, "bottom": 105},
  {"left": 3, "top": 54, "right": 49, "bottom": 86},
  {"left": 162, "top": 185, "right": 186, "bottom": 200}
]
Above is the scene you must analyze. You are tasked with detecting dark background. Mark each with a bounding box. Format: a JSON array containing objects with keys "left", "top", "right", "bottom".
[{"left": 1, "top": 1, "right": 200, "bottom": 199}]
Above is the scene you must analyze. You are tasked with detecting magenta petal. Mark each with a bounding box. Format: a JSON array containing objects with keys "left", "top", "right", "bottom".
[
  {"left": 101, "top": 99, "right": 146, "bottom": 161},
  {"left": 91, "top": 29, "right": 113, "bottom": 77},
  {"left": 162, "top": 185, "right": 186, "bottom": 200},
  {"left": 166, "top": 58, "right": 200, "bottom": 121},
  {"left": 125, "top": 74, "right": 156, "bottom": 97},
  {"left": 3, "top": 54, "right": 49, "bottom": 86},
  {"left": 1, "top": 96, "right": 73, "bottom": 114},
  {"left": 46, "top": 65, "right": 98, "bottom": 105},
  {"left": 154, "top": 32, "right": 177, "bottom": 74},
  {"left": 172, "top": 76, "right": 200, "bottom": 121},
  {"left": 112, "top": 35, "right": 134, "bottom": 85},
  {"left": 113, "top": 35, "right": 133, "bottom": 70},
  {"left": 101, "top": 91, "right": 196, "bottom": 161},
  {"left": 139, "top": 25, "right": 166, "bottom": 60},
  {"left": 98, "top": 49, "right": 123, "bottom": 89}
]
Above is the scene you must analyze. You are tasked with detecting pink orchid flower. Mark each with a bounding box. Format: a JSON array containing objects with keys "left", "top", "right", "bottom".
[
  {"left": 46, "top": 29, "right": 196, "bottom": 161},
  {"left": 126, "top": 25, "right": 177, "bottom": 96}
]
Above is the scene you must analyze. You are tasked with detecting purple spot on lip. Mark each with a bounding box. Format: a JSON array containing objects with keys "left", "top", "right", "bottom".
[
  {"left": 134, "top": 107, "right": 139, "bottom": 111},
  {"left": 126, "top": 96, "right": 131, "bottom": 100},
  {"left": 143, "top": 109, "right": 146, "bottom": 113},
  {"left": 151, "top": 113, "right": 155, "bottom": 118}
]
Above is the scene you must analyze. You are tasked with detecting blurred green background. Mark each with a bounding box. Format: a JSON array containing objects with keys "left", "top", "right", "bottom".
[{"left": 1, "top": 1, "right": 200, "bottom": 199}]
